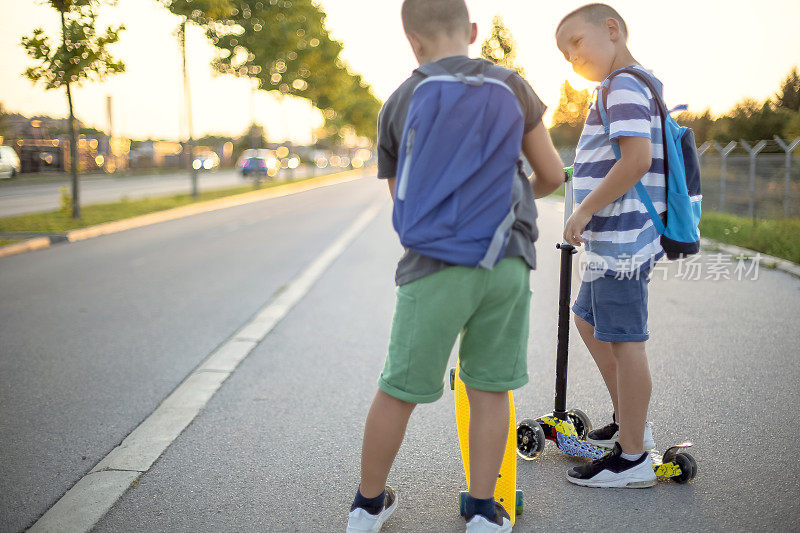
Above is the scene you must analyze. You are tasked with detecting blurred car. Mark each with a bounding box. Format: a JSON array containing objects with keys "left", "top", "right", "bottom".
[
  {"left": 0, "top": 145, "right": 21, "bottom": 178},
  {"left": 192, "top": 151, "right": 220, "bottom": 171},
  {"left": 237, "top": 149, "right": 279, "bottom": 178}
]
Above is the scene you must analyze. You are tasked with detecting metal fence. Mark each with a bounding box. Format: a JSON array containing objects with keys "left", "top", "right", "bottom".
[
  {"left": 698, "top": 138, "right": 800, "bottom": 219},
  {"left": 556, "top": 137, "right": 800, "bottom": 220}
]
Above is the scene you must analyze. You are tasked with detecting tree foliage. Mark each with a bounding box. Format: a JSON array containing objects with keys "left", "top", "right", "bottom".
[
  {"left": 21, "top": 0, "right": 125, "bottom": 90},
  {"left": 480, "top": 16, "right": 525, "bottom": 77},
  {"left": 775, "top": 66, "right": 800, "bottom": 112},
  {"left": 710, "top": 98, "right": 791, "bottom": 144},
  {"left": 549, "top": 81, "right": 590, "bottom": 147},
  {"left": 675, "top": 109, "right": 714, "bottom": 145},
  {"left": 161, "top": 0, "right": 380, "bottom": 142}
]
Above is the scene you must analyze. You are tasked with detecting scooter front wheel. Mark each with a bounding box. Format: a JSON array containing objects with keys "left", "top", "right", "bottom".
[{"left": 517, "top": 418, "right": 546, "bottom": 460}]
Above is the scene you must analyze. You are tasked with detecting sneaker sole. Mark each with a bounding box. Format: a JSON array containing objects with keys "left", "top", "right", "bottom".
[{"left": 566, "top": 475, "right": 657, "bottom": 488}]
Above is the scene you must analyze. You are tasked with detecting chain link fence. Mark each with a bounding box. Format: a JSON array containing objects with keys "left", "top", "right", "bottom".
[{"left": 555, "top": 137, "right": 800, "bottom": 220}]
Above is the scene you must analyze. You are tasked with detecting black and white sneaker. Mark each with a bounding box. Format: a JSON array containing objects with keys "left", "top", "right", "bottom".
[
  {"left": 586, "top": 415, "right": 655, "bottom": 450},
  {"left": 346, "top": 486, "right": 398, "bottom": 532},
  {"left": 465, "top": 502, "right": 512, "bottom": 532},
  {"left": 567, "top": 442, "right": 657, "bottom": 488},
  {"left": 585, "top": 418, "right": 619, "bottom": 448}
]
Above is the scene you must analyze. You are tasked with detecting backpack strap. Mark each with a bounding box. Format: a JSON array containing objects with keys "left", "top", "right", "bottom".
[
  {"left": 415, "top": 61, "right": 452, "bottom": 78},
  {"left": 596, "top": 67, "right": 667, "bottom": 235},
  {"left": 478, "top": 162, "right": 524, "bottom": 269},
  {"left": 477, "top": 62, "right": 523, "bottom": 268}
]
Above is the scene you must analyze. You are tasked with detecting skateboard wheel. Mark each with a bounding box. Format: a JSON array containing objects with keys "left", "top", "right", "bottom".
[
  {"left": 449, "top": 368, "right": 456, "bottom": 391},
  {"left": 673, "top": 453, "right": 694, "bottom": 483},
  {"left": 459, "top": 490, "right": 467, "bottom": 516},
  {"left": 515, "top": 490, "right": 523, "bottom": 516},
  {"left": 516, "top": 418, "right": 546, "bottom": 460},
  {"left": 567, "top": 408, "right": 592, "bottom": 440}
]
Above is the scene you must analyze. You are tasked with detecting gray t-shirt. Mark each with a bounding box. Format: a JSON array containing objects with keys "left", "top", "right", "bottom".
[{"left": 378, "top": 56, "right": 546, "bottom": 286}]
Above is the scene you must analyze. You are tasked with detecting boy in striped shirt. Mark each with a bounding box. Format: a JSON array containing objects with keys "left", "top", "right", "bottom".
[{"left": 556, "top": 3, "right": 664, "bottom": 488}]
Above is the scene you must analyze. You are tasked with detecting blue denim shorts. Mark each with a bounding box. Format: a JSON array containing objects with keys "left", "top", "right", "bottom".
[{"left": 572, "top": 270, "right": 651, "bottom": 343}]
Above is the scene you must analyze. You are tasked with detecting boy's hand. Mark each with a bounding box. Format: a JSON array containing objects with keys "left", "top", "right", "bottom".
[{"left": 563, "top": 206, "right": 591, "bottom": 246}]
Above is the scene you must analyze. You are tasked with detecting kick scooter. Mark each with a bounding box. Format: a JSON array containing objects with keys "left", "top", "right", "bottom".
[{"left": 515, "top": 168, "right": 697, "bottom": 483}]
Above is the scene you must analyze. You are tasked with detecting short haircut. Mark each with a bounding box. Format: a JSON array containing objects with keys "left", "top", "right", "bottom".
[
  {"left": 401, "top": 0, "right": 470, "bottom": 40},
  {"left": 557, "top": 3, "right": 628, "bottom": 39}
]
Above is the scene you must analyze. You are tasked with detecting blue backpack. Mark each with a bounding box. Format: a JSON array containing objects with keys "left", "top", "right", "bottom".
[
  {"left": 392, "top": 61, "right": 525, "bottom": 268},
  {"left": 597, "top": 67, "right": 701, "bottom": 259}
]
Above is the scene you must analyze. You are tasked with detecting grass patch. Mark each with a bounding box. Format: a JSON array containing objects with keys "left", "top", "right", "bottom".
[
  {"left": 0, "top": 239, "right": 21, "bottom": 247},
  {"left": 700, "top": 211, "right": 800, "bottom": 264},
  {"left": 0, "top": 178, "right": 300, "bottom": 233}
]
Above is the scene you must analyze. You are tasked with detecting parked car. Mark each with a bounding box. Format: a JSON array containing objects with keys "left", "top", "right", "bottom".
[
  {"left": 192, "top": 151, "right": 220, "bottom": 171},
  {"left": 237, "top": 149, "right": 279, "bottom": 178},
  {"left": 0, "top": 145, "right": 21, "bottom": 178}
]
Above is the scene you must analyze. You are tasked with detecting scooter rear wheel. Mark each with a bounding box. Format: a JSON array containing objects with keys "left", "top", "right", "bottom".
[{"left": 567, "top": 409, "right": 592, "bottom": 440}]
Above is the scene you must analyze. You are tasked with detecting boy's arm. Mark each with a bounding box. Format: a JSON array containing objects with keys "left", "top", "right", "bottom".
[
  {"left": 521, "top": 120, "right": 565, "bottom": 198},
  {"left": 386, "top": 177, "right": 396, "bottom": 200},
  {"left": 563, "top": 136, "right": 652, "bottom": 245}
]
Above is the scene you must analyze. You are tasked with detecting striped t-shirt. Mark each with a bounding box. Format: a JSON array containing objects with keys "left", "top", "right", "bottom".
[{"left": 573, "top": 65, "right": 666, "bottom": 277}]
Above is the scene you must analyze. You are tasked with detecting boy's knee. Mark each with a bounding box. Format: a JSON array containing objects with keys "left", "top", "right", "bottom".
[{"left": 610, "top": 341, "right": 647, "bottom": 359}]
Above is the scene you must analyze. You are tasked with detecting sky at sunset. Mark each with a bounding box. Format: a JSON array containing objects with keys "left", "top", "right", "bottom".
[{"left": 1, "top": 0, "right": 799, "bottom": 143}]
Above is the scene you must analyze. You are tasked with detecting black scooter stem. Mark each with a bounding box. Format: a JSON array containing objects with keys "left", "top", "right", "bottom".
[
  {"left": 554, "top": 242, "right": 575, "bottom": 420},
  {"left": 554, "top": 167, "right": 576, "bottom": 421}
]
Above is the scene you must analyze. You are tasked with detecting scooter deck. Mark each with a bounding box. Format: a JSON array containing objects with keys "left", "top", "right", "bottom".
[
  {"left": 453, "top": 362, "right": 519, "bottom": 523},
  {"left": 537, "top": 416, "right": 696, "bottom": 482}
]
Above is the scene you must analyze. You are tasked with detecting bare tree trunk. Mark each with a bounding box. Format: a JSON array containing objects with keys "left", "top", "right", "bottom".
[
  {"left": 180, "top": 19, "right": 198, "bottom": 199},
  {"left": 62, "top": 9, "right": 80, "bottom": 218}
]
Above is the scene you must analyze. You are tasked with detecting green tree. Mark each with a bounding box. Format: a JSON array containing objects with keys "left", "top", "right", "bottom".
[
  {"left": 784, "top": 110, "right": 800, "bottom": 139},
  {"left": 480, "top": 16, "right": 525, "bottom": 77},
  {"left": 21, "top": 0, "right": 124, "bottom": 218},
  {"left": 775, "top": 66, "right": 800, "bottom": 112},
  {"left": 675, "top": 109, "right": 715, "bottom": 145},
  {"left": 548, "top": 81, "right": 591, "bottom": 147},
  {"left": 711, "top": 98, "right": 791, "bottom": 145},
  {"left": 162, "top": 0, "right": 380, "bottom": 143}
]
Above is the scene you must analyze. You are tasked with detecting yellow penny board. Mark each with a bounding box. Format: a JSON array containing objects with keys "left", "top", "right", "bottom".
[{"left": 453, "top": 362, "right": 518, "bottom": 524}]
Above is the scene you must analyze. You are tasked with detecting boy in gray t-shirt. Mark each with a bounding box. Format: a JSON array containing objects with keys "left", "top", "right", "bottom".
[{"left": 347, "top": 1, "right": 565, "bottom": 531}]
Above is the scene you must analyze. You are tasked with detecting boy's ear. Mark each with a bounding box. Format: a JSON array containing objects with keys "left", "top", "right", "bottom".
[
  {"left": 606, "top": 18, "right": 621, "bottom": 42},
  {"left": 405, "top": 30, "right": 425, "bottom": 61},
  {"left": 469, "top": 22, "right": 478, "bottom": 45}
]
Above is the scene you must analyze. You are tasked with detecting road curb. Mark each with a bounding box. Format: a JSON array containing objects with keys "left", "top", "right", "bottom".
[
  {"left": 700, "top": 237, "right": 800, "bottom": 279},
  {"left": 0, "top": 169, "right": 366, "bottom": 259},
  {"left": 0, "top": 237, "right": 52, "bottom": 258}
]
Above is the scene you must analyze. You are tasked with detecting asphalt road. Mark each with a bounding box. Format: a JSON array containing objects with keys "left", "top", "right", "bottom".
[
  {"left": 0, "top": 167, "right": 335, "bottom": 217},
  {"left": 2, "top": 176, "right": 799, "bottom": 532}
]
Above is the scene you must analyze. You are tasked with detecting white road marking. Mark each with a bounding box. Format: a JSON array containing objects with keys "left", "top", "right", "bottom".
[{"left": 29, "top": 196, "right": 387, "bottom": 533}]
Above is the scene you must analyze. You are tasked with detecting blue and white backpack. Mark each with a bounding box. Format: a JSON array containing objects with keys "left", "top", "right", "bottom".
[
  {"left": 597, "top": 67, "right": 702, "bottom": 259},
  {"left": 392, "top": 61, "right": 525, "bottom": 268}
]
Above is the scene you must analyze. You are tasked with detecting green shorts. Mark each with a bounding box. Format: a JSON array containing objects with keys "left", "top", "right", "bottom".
[{"left": 378, "top": 257, "right": 531, "bottom": 404}]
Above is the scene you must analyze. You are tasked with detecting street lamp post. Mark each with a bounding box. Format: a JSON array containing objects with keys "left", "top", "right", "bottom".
[{"left": 180, "top": 19, "right": 198, "bottom": 199}]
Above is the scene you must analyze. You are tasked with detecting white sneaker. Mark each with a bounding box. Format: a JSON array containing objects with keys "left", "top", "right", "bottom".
[
  {"left": 346, "top": 487, "right": 397, "bottom": 533},
  {"left": 465, "top": 503, "right": 512, "bottom": 532}
]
